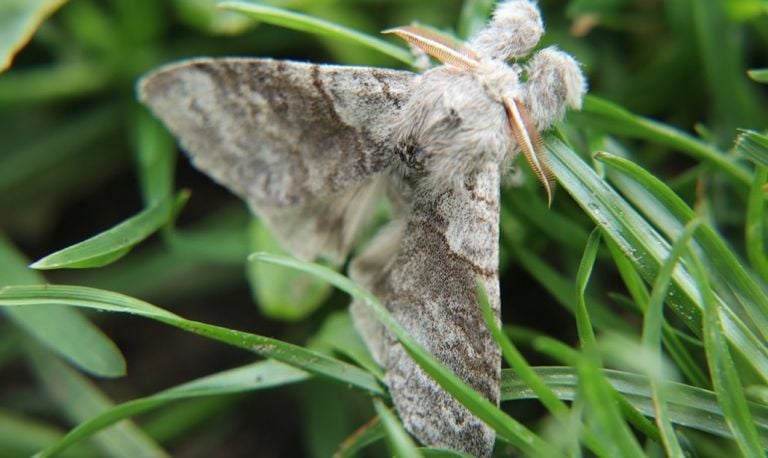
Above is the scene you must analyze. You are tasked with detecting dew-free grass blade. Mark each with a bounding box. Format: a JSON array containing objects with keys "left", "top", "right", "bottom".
[
  {"left": 477, "top": 281, "right": 605, "bottom": 456},
  {"left": 748, "top": 68, "right": 768, "bottom": 83},
  {"left": 218, "top": 2, "right": 414, "bottom": 66},
  {"left": 0, "top": 284, "right": 384, "bottom": 397},
  {"left": 26, "top": 344, "right": 167, "bottom": 458},
  {"left": 691, "top": 253, "right": 766, "bottom": 455},
  {"left": 642, "top": 220, "right": 701, "bottom": 458},
  {"left": 373, "top": 399, "right": 421, "bottom": 458},
  {"left": 574, "top": 96, "right": 751, "bottom": 186},
  {"left": 34, "top": 360, "right": 310, "bottom": 458},
  {"left": 134, "top": 110, "right": 176, "bottom": 206},
  {"left": 746, "top": 167, "right": 768, "bottom": 281},
  {"left": 736, "top": 129, "right": 768, "bottom": 168},
  {"left": 0, "top": 0, "right": 67, "bottom": 72},
  {"left": 247, "top": 219, "right": 332, "bottom": 321},
  {"left": 0, "top": 234, "right": 125, "bottom": 377},
  {"left": 30, "top": 192, "right": 185, "bottom": 270},
  {"left": 500, "top": 367, "right": 768, "bottom": 439},
  {"left": 249, "top": 252, "right": 558, "bottom": 457}
]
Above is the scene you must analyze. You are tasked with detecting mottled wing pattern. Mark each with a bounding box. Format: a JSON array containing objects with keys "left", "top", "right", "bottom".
[
  {"left": 354, "top": 164, "right": 502, "bottom": 457},
  {"left": 139, "top": 58, "right": 412, "bottom": 261}
]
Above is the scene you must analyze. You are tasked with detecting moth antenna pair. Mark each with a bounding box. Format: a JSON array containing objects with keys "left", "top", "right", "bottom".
[{"left": 385, "top": 25, "right": 556, "bottom": 205}]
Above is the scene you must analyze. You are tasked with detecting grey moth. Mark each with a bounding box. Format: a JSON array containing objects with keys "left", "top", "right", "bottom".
[{"left": 138, "top": 0, "right": 586, "bottom": 455}]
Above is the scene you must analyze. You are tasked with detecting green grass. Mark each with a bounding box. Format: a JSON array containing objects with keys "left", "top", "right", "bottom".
[{"left": 0, "top": 0, "right": 767, "bottom": 456}]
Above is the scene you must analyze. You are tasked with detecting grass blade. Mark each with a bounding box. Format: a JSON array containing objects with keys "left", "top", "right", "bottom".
[
  {"left": 218, "top": 2, "right": 414, "bottom": 66},
  {"left": 547, "top": 137, "right": 768, "bottom": 383},
  {"left": 35, "top": 360, "right": 310, "bottom": 457},
  {"left": 748, "top": 68, "right": 768, "bottom": 83},
  {"left": 0, "top": 234, "right": 125, "bottom": 377},
  {"left": 0, "top": 0, "right": 67, "bottom": 71},
  {"left": 373, "top": 399, "right": 421, "bottom": 458},
  {"left": 25, "top": 344, "right": 167, "bottom": 458},
  {"left": 249, "top": 253, "right": 558, "bottom": 457},
  {"left": 0, "top": 284, "right": 384, "bottom": 397},
  {"left": 735, "top": 129, "right": 768, "bottom": 168},
  {"left": 501, "top": 367, "right": 768, "bottom": 440},
  {"left": 642, "top": 220, "right": 701, "bottom": 458},
  {"left": 576, "top": 96, "right": 750, "bottom": 186},
  {"left": 691, "top": 252, "right": 766, "bottom": 455},
  {"left": 30, "top": 193, "right": 184, "bottom": 270}
]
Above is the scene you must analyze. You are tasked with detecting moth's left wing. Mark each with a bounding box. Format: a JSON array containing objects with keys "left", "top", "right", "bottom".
[{"left": 139, "top": 58, "right": 413, "bottom": 261}]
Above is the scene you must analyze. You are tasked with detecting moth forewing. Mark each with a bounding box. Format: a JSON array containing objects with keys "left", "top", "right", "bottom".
[
  {"left": 383, "top": 26, "right": 480, "bottom": 71},
  {"left": 503, "top": 97, "right": 555, "bottom": 206}
]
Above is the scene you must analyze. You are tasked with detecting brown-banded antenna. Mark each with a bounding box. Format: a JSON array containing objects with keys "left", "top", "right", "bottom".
[
  {"left": 384, "top": 25, "right": 480, "bottom": 71},
  {"left": 504, "top": 97, "right": 555, "bottom": 206}
]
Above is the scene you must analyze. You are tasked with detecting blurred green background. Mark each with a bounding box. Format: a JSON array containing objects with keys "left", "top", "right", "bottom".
[{"left": 1, "top": 0, "right": 767, "bottom": 456}]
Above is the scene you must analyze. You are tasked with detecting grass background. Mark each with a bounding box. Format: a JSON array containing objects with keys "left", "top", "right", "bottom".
[{"left": 0, "top": 0, "right": 767, "bottom": 456}]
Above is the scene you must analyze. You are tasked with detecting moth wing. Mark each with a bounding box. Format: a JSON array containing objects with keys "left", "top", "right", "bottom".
[
  {"left": 353, "top": 165, "right": 502, "bottom": 456},
  {"left": 139, "top": 58, "right": 413, "bottom": 261}
]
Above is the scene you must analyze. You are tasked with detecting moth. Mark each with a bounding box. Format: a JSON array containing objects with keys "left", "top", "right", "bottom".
[{"left": 139, "top": 1, "right": 585, "bottom": 455}]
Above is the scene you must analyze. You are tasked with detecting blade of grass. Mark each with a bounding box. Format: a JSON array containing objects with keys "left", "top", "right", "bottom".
[
  {"left": 595, "top": 151, "right": 768, "bottom": 349},
  {"left": 25, "top": 343, "right": 167, "bottom": 458},
  {"left": 218, "top": 2, "right": 414, "bottom": 66},
  {"left": 736, "top": 129, "right": 768, "bottom": 168},
  {"left": 0, "top": 284, "right": 384, "bottom": 397},
  {"left": 573, "top": 228, "right": 653, "bottom": 456},
  {"left": 746, "top": 166, "right": 768, "bottom": 280},
  {"left": 576, "top": 96, "right": 750, "bottom": 186},
  {"left": 0, "top": 234, "right": 125, "bottom": 377},
  {"left": 574, "top": 228, "right": 600, "bottom": 352},
  {"left": 477, "top": 281, "right": 605, "bottom": 457},
  {"left": 133, "top": 109, "right": 176, "bottom": 206},
  {"left": 30, "top": 192, "right": 186, "bottom": 270},
  {"left": 577, "top": 357, "right": 645, "bottom": 458},
  {"left": 642, "top": 220, "right": 701, "bottom": 458},
  {"left": 500, "top": 366, "right": 768, "bottom": 439},
  {"left": 691, "top": 251, "right": 766, "bottom": 455},
  {"left": 248, "top": 252, "right": 559, "bottom": 457},
  {"left": 334, "top": 417, "right": 385, "bottom": 458},
  {"left": 605, "top": 239, "right": 710, "bottom": 388},
  {"left": 546, "top": 136, "right": 768, "bottom": 383},
  {"left": 0, "top": 409, "right": 95, "bottom": 457},
  {"left": 0, "top": 0, "right": 67, "bottom": 71},
  {"left": 373, "top": 399, "right": 421, "bottom": 458},
  {"left": 748, "top": 68, "right": 768, "bottom": 83},
  {"left": 33, "top": 359, "right": 310, "bottom": 457}
]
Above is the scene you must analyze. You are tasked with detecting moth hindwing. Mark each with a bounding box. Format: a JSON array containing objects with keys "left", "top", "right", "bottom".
[{"left": 139, "top": 1, "right": 586, "bottom": 456}]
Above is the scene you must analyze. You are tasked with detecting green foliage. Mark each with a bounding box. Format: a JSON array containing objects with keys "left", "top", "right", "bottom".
[{"left": 0, "top": 0, "right": 767, "bottom": 456}]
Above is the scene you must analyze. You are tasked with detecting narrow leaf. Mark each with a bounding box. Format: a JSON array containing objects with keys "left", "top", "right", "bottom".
[
  {"left": 218, "top": 2, "right": 414, "bottom": 66},
  {"left": 692, "top": 253, "right": 766, "bottom": 455},
  {"left": 373, "top": 399, "right": 421, "bottom": 458},
  {"left": 0, "top": 234, "right": 125, "bottom": 377},
  {"left": 26, "top": 344, "right": 167, "bottom": 458},
  {"left": 748, "top": 68, "right": 768, "bottom": 83},
  {"left": 249, "top": 253, "right": 558, "bottom": 457},
  {"left": 35, "top": 360, "right": 310, "bottom": 457},
  {"left": 0, "top": 0, "right": 67, "bottom": 72},
  {"left": 0, "top": 284, "right": 384, "bottom": 397},
  {"left": 30, "top": 193, "right": 182, "bottom": 269}
]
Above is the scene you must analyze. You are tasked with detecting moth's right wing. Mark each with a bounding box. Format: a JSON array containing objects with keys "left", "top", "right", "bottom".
[{"left": 139, "top": 58, "right": 413, "bottom": 261}]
